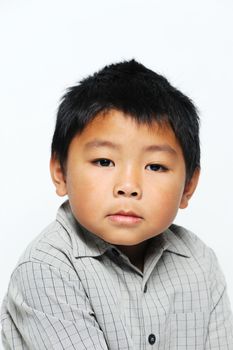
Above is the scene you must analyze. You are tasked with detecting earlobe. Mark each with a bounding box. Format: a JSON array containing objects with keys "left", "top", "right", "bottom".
[
  {"left": 50, "top": 157, "right": 67, "bottom": 197},
  {"left": 179, "top": 168, "right": 200, "bottom": 209}
]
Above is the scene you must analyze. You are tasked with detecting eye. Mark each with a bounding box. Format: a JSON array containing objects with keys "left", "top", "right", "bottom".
[
  {"left": 146, "top": 164, "right": 168, "bottom": 172},
  {"left": 92, "top": 158, "right": 114, "bottom": 167}
]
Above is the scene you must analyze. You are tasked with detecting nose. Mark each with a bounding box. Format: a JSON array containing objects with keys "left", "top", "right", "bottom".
[{"left": 113, "top": 171, "right": 142, "bottom": 199}]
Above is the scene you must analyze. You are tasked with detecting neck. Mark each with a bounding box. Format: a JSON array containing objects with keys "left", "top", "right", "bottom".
[{"left": 115, "top": 240, "right": 149, "bottom": 271}]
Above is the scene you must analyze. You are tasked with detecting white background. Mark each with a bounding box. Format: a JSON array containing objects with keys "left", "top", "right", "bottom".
[{"left": 0, "top": 0, "right": 233, "bottom": 345}]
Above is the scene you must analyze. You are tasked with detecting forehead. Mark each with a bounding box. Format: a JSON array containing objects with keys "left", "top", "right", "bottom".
[{"left": 74, "top": 110, "right": 180, "bottom": 148}]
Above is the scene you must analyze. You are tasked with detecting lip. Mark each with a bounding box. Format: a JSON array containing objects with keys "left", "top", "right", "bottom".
[
  {"left": 107, "top": 210, "right": 143, "bottom": 225},
  {"left": 111, "top": 210, "right": 142, "bottom": 218}
]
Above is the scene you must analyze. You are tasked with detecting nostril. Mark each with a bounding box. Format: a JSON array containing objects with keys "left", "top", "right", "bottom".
[
  {"left": 116, "top": 189, "right": 139, "bottom": 197},
  {"left": 118, "top": 190, "right": 125, "bottom": 195}
]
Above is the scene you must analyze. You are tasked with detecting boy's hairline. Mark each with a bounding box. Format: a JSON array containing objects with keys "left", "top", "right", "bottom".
[{"left": 51, "top": 107, "right": 172, "bottom": 160}]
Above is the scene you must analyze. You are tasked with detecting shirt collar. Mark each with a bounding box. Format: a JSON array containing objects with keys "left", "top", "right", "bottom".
[
  {"left": 56, "top": 200, "right": 191, "bottom": 259},
  {"left": 161, "top": 225, "right": 191, "bottom": 258}
]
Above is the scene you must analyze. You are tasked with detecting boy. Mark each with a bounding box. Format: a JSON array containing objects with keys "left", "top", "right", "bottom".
[{"left": 1, "top": 59, "right": 233, "bottom": 349}]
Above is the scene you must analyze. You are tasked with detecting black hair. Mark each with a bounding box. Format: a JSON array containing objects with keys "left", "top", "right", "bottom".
[{"left": 51, "top": 59, "right": 200, "bottom": 182}]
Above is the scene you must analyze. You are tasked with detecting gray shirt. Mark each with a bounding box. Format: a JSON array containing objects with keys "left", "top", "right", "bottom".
[{"left": 1, "top": 200, "right": 233, "bottom": 349}]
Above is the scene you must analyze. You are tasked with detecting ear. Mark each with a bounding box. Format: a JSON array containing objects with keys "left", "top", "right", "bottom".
[
  {"left": 179, "top": 168, "right": 200, "bottom": 209},
  {"left": 50, "top": 156, "right": 67, "bottom": 197}
]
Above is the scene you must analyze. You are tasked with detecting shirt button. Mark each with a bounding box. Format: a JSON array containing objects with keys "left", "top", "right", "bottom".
[
  {"left": 143, "top": 284, "right": 147, "bottom": 293},
  {"left": 148, "top": 333, "right": 156, "bottom": 345}
]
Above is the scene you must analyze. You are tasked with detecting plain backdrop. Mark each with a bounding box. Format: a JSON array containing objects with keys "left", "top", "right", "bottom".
[{"left": 0, "top": 0, "right": 233, "bottom": 345}]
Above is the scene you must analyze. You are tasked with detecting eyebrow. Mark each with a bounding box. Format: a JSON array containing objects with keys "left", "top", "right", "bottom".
[{"left": 84, "top": 139, "right": 177, "bottom": 155}]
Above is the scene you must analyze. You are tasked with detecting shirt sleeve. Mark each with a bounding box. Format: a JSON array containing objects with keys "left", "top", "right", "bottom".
[
  {"left": 1, "top": 261, "right": 109, "bottom": 350},
  {"left": 205, "top": 249, "right": 233, "bottom": 349}
]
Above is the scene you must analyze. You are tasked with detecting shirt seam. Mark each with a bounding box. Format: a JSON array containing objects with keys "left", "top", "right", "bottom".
[{"left": 11, "top": 259, "right": 81, "bottom": 281}]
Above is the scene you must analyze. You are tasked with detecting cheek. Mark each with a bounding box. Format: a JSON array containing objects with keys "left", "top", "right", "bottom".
[
  {"left": 68, "top": 183, "right": 100, "bottom": 228},
  {"left": 147, "top": 181, "right": 185, "bottom": 212},
  {"left": 145, "top": 187, "right": 183, "bottom": 232},
  {"left": 67, "top": 170, "right": 109, "bottom": 211}
]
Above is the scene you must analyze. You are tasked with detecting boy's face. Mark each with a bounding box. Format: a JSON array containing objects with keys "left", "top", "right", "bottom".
[{"left": 51, "top": 109, "right": 199, "bottom": 250}]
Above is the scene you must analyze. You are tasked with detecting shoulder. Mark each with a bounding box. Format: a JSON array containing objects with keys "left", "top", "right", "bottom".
[
  {"left": 11, "top": 201, "right": 111, "bottom": 280},
  {"left": 169, "top": 223, "right": 214, "bottom": 258},
  {"left": 16, "top": 219, "right": 76, "bottom": 274},
  {"left": 167, "top": 223, "right": 226, "bottom": 286}
]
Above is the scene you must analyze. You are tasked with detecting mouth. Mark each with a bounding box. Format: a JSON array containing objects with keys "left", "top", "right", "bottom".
[{"left": 107, "top": 210, "right": 143, "bottom": 225}]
